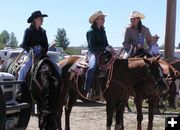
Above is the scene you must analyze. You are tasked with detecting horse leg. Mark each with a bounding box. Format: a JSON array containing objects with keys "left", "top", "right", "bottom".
[
  {"left": 65, "top": 90, "right": 78, "bottom": 130},
  {"left": 57, "top": 107, "right": 63, "bottom": 130},
  {"left": 106, "top": 101, "right": 115, "bottom": 130},
  {"left": 114, "top": 101, "right": 126, "bottom": 130},
  {"left": 147, "top": 99, "right": 155, "bottom": 130},
  {"left": 134, "top": 96, "right": 143, "bottom": 130}
]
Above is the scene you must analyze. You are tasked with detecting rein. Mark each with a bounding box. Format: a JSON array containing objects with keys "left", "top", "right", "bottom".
[
  {"left": 97, "top": 51, "right": 117, "bottom": 71},
  {"left": 75, "top": 50, "right": 117, "bottom": 100},
  {"left": 75, "top": 64, "right": 114, "bottom": 100}
]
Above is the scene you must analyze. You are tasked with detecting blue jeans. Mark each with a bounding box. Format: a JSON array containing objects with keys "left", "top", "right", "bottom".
[
  {"left": 18, "top": 46, "right": 42, "bottom": 80},
  {"left": 18, "top": 46, "right": 62, "bottom": 81},
  {"left": 84, "top": 52, "right": 97, "bottom": 91}
]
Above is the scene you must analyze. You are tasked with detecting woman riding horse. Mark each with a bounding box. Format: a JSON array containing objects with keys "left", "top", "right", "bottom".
[
  {"left": 122, "top": 11, "right": 159, "bottom": 58},
  {"left": 15, "top": 10, "right": 62, "bottom": 130},
  {"left": 58, "top": 54, "right": 167, "bottom": 130},
  {"left": 18, "top": 10, "right": 48, "bottom": 81},
  {"left": 84, "top": 10, "right": 114, "bottom": 98}
]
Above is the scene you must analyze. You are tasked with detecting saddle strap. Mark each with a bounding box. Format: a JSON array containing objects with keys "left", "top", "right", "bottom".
[
  {"left": 97, "top": 51, "right": 117, "bottom": 72},
  {"left": 33, "top": 57, "right": 53, "bottom": 79}
]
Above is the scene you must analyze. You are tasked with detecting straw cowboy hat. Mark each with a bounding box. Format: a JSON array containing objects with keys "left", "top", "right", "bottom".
[
  {"left": 153, "top": 34, "right": 160, "bottom": 39},
  {"left": 128, "top": 11, "right": 145, "bottom": 19},
  {"left": 27, "top": 10, "right": 48, "bottom": 23},
  {"left": 89, "top": 10, "right": 108, "bottom": 24},
  {"left": 50, "top": 41, "right": 56, "bottom": 46}
]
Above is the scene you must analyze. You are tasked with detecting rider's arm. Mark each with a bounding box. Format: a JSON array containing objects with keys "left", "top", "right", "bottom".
[
  {"left": 103, "top": 30, "right": 109, "bottom": 47},
  {"left": 145, "top": 27, "right": 153, "bottom": 46},
  {"left": 122, "top": 28, "right": 131, "bottom": 51},
  {"left": 20, "top": 28, "right": 31, "bottom": 52},
  {"left": 86, "top": 31, "right": 97, "bottom": 52},
  {"left": 41, "top": 29, "right": 48, "bottom": 54}
]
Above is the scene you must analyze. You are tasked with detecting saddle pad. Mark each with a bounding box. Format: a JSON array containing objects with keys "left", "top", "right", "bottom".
[{"left": 69, "top": 57, "right": 88, "bottom": 76}]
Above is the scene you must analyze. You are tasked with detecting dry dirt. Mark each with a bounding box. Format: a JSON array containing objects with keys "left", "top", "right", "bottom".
[{"left": 27, "top": 100, "right": 166, "bottom": 130}]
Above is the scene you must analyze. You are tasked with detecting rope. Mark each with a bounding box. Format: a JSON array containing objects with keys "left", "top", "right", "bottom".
[{"left": 75, "top": 64, "right": 114, "bottom": 101}]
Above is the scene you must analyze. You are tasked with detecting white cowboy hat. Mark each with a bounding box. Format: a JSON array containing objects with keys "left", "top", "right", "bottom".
[
  {"left": 50, "top": 41, "right": 56, "bottom": 46},
  {"left": 89, "top": 10, "right": 108, "bottom": 24},
  {"left": 128, "top": 11, "right": 145, "bottom": 19}
]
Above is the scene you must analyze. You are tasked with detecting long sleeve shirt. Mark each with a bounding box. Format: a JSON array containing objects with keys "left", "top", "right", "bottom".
[
  {"left": 122, "top": 25, "right": 153, "bottom": 50},
  {"left": 86, "top": 26, "right": 109, "bottom": 53},
  {"left": 20, "top": 26, "right": 48, "bottom": 53}
]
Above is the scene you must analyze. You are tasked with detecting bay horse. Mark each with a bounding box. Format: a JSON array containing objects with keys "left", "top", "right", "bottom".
[
  {"left": 165, "top": 58, "right": 180, "bottom": 108},
  {"left": 131, "top": 48, "right": 179, "bottom": 110},
  {"left": 58, "top": 52, "right": 167, "bottom": 130},
  {"left": 1, "top": 52, "right": 63, "bottom": 130}
]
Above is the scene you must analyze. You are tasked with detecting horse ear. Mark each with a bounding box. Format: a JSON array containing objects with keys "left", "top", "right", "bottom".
[
  {"left": 155, "top": 55, "right": 161, "bottom": 61},
  {"left": 143, "top": 58, "right": 152, "bottom": 66}
]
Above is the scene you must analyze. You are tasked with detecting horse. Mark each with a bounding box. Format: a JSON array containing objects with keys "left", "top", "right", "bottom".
[
  {"left": 126, "top": 47, "right": 179, "bottom": 111},
  {"left": 57, "top": 55, "right": 84, "bottom": 130},
  {"left": 58, "top": 51, "right": 167, "bottom": 130},
  {"left": 1, "top": 52, "right": 63, "bottom": 130},
  {"left": 165, "top": 58, "right": 180, "bottom": 108}
]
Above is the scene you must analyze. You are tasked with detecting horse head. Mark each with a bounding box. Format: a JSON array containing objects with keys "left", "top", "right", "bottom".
[{"left": 143, "top": 56, "right": 168, "bottom": 94}]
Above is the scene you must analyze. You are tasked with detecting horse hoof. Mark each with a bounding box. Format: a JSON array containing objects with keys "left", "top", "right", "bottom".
[{"left": 107, "top": 126, "right": 111, "bottom": 130}]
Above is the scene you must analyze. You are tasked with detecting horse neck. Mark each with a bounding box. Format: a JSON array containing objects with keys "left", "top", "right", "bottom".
[
  {"left": 114, "top": 58, "right": 155, "bottom": 86},
  {"left": 127, "top": 58, "right": 148, "bottom": 72}
]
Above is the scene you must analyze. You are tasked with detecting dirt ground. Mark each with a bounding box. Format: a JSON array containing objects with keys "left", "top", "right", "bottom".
[{"left": 27, "top": 100, "right": 166, "bottom": 130}]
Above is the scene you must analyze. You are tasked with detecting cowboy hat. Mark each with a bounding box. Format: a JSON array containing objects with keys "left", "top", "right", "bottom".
[
  {"left": 27, "top": 10, "right": 48, "bottom": 23},
  {"left": 153, "top": 34, "right": 160, "bottom": 39},
  {"left": 128, "top": 11, "right": 145, "bottom": 19},
  {"left": 89, "top": 10, "right": 108, "bottom": 24},
  {"left": 50, "top": 41, "right": 56, "bottom": 46}
]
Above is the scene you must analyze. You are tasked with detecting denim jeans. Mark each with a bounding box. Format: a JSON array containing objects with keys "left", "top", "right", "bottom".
[
  {"left": 18, "top": 45, "right": 42, "bottom": 80},
  {"left": 18, "top": 45, "right": 62, "bottom": 81},
  {"left": 84, "top": 52, "right": 97, "bottom": 91}
]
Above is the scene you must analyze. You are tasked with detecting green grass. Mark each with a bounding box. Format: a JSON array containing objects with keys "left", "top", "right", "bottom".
[{"left": 128, "top": 98, "right": 180, "bottom": 114}]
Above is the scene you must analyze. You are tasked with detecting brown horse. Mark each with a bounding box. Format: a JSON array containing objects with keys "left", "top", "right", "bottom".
[
  {"left": 130, "top": 48, "right": 179, "bottom": 110},
  {"left": 165, "top": 58, "right": 180, "bottom": 108},
  {"left": 58, "top": 52, "right": 167, "bottom": 130},
  {"left": 57, "top": 55, "right": 84, "bottom": 130},
  {"left": 1, "top": 54, "right": 63, "bottom": 130}
]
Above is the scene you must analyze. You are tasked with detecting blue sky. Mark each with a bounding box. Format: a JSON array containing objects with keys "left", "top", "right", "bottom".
[{"left": 0, "top": 0, "right": 179, "bottom": 47}]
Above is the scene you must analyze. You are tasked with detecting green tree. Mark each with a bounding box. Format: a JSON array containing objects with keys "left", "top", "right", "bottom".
[
  {"left": 55, "top": 28, "right": 70, "bottom": 50},
  {"left": 6, "top": 32, "right": 18, "bottom": 48},
  {"left": 0, "top": 30, "right": 10, "bottom": 45}
]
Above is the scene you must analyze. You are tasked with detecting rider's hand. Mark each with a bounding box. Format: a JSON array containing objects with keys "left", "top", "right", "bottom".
[{"left": 137, "top": 44, "right": 144, "bottom": 50}]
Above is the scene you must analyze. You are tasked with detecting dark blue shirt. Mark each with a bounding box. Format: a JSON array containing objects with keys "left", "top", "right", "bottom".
[
  {"left": 86, "top": 26, "right": 109, "bottom": 53},
  {"left": 20, "top": 26, "right": 48, "bottom": 53}
]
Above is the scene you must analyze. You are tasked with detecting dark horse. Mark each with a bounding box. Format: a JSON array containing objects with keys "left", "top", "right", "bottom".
[
  {"left": 1, "top": 52, "right": 63, "bottom": 130},
  {"left": 131, "top": 48, "right": 179, "bottom": 110},
  {"left": 58, "top": 52, "right": 167, "bottom": 130}
]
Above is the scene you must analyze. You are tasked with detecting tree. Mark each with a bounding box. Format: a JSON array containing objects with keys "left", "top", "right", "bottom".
[
  {"left": 55, "top": 28, "right": 70, "bottom": 50},
  {"left": 6, "top": 32, "right": 18, "bottom": 48},
  {"left": 0, "top": 30, "right": 10, "bottom": 45}
]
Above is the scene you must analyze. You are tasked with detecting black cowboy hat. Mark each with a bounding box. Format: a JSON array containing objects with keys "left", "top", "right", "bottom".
[{"left": 27, "top": 10, "right": 48, "bottom": 23}]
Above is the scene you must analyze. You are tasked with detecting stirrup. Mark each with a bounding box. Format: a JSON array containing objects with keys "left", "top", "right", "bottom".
[{"left": 86, "top": 89, "right": 93, "bottom": 100}]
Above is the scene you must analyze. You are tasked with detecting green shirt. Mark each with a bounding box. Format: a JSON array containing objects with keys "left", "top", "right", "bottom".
[{"left": 86, "top": 26, "right": 109, "bottom": 53}]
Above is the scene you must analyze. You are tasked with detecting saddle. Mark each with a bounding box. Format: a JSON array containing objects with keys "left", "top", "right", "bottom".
[
  {"left": 69, "top": 57, "right": 88, "bottom": 76},
  {"left": 69, "top": 50, "right": 117, "bottom": 76},
  {"left": 11, "top": 51, "right": 51, "bottom": 78}
]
